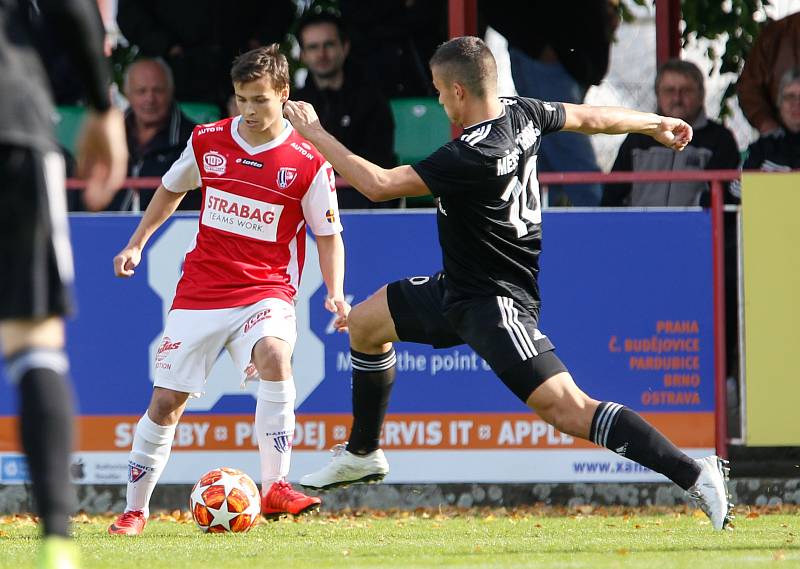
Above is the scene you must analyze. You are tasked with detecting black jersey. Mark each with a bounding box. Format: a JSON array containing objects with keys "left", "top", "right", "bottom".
[
  {"left": 0, "top": 0, "right": 110, "bottom": 151},
  {"left": 412, "top": 97, "right": 566, "bottom": 310}
]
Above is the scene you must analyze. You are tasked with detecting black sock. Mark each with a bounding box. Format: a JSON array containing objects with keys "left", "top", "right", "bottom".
[
  {"left": 590, "top": 401, "right": 701, "bottom": 490},
  {"left": 7, "top": 349, "right": 76, "bottom": 537},
  {"left": 346, "top": 348, "right": 396, "bottom": 455}
]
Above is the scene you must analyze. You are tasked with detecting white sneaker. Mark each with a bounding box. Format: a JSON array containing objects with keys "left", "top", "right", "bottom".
[
  {"left": 688, "top": 455, "right": 733, "bottom": 530},
  {"left": 299, "top": 444, "right": 389, "bottom": 490}
]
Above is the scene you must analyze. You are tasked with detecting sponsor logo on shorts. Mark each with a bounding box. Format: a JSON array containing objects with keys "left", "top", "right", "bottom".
[
  {"left": 128, "top": 461, "right": 153, "bottom": 483},
  {"left": 156, "top": 337, "right": 182, "bottom": 361},
  {"left": 236, "top": 157, "right": 263, "bottom": 169},
  {"left": 203, "top": 150, "right": 226, "bottom": 175},
  {"left": 202, "top": 187, "right": 283, "bottom": 242},
  {"left": 244, "top": 309, "right": 272, "bottom": 333},
  {"left": 156, "top": 336, "right": 182, "bottom": 370},
  {"left": 277, "top": 167, "right": 298, "bottom": 189}
]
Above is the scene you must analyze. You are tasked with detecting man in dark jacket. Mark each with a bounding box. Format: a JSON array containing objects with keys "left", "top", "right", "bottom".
[
  {"left": 293, "top": 11, "right": 397, "bottom": 209},
  {"left": 111, "top": 58, "right": 198, "bottom": 211},
  {"left": 737, "top": 68, "right": 800, "bottom": 180},
  {"left": 602, "top": 59, "right": 740, "bottom": 207}
]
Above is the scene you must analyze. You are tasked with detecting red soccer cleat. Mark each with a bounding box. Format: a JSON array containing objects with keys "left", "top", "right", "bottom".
[
  {"left": 108, "top": 510, "right": 147, "bottom": 536},
  {"left": 261, "top": 480, "right": 321, "bottom": 518}
]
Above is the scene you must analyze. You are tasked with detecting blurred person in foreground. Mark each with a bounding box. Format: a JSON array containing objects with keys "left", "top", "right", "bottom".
[{"left": 0, "top": 0, "right": 127, "bottom": 567}]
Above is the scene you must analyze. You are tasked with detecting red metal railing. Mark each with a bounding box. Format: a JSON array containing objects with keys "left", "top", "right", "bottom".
[{"left": 66, "top": 169, "right": 742, "bottom": 458}]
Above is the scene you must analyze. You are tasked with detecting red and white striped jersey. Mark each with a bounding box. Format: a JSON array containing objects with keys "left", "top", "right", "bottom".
[{"left": 161, "top": 116, "right": 342, "bottom": 310}]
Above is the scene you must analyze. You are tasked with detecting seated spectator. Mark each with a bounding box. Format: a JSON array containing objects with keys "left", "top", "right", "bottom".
[
  {"left": 293, "top": 11, "right": 398, "bottom": 209},
  {"left": 602, "top": 59, "right": 740, "bottom": 207},
  {"left": 111, "top": 58, "right": 198, "bottom": 211},
  {"left": 737, "top": 11, "right": 800, "bottom": 135},
  {"left": 738, "top": 68, "right": 800, "bottom": 178}
]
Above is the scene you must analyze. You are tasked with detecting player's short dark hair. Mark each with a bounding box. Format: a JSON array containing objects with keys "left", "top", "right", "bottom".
[
  {"left": 655, "top": 59, "right": 705, "bottom": 99},
  {"left": 296, "top": 10, "right": 348, "bottom": 49},
  {"left": 230, "top": 44, "right": 290, "bottom": 92},
  {"left": 429, "top": 36, "right": 497, "bottom": 98}
]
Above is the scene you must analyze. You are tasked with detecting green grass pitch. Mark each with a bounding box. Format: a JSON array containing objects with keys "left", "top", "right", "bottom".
[{"left": 0, "top": 506, "right": 797, "bottom": 568}]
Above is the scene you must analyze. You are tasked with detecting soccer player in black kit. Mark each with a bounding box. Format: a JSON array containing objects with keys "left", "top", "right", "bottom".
[
  {"left": 0, "top": 0, "right": 127, "bottom": 567},
  {"left": 284, "top": 36, "right": 732, "bottom": 531}
]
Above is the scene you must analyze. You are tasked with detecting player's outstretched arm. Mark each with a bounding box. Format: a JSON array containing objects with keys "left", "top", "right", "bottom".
[
  {"left": 561, "top": 103, "right": 693, "bottom": 151},
  {"left": 113, "top": 185, "right": 188, "bottom": 277},
  {"left": 316, "top": 233, "right": 349, "bottom": 332},
  {"left": 284, "top": 100, "right": 431, "bottom": 201}
]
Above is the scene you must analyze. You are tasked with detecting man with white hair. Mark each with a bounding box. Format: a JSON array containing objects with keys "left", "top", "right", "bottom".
[{"left": 106, "top": 58, "right": 198, "bottom": 211}]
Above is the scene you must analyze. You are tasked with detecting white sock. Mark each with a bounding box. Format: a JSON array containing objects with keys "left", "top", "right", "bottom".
[
  {"left": 125, "top": 413, "right": 176, "bottom": 518},
  {"left": 255, "top": 379, "right": 296, "bottom": 492}
]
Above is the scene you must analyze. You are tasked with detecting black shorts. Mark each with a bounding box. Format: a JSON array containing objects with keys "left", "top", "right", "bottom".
[
  {"left": 386, "top": 272, "right": 560, "bottom": 376},
  {"left": 0, "top": 145, "right": 73, "bottom": 320}
]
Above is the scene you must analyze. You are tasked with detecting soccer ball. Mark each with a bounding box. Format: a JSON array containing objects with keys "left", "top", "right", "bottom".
[{"left": 189, "top": 467, "right": 261, "bottom": 533}]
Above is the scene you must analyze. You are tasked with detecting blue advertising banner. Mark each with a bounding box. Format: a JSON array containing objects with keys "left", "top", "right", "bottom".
[{"left": 0, "top": 211, "right": 714, "bottom": 483}]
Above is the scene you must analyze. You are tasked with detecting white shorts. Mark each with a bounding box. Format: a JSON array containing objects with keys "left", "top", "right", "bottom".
[{"left": 153, "top": 297, "right": 296, "bottom": 395}]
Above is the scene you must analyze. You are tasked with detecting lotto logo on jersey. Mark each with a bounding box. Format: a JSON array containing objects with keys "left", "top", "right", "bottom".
[
  {"left": 202, "top": 187, "right": 283, "bottom": 242},
  {"left": 203, "top": 151, "right": 227, "bottom": 175},
  {"left": 277, "top": 167, "right": 298, "bottom": 189}
]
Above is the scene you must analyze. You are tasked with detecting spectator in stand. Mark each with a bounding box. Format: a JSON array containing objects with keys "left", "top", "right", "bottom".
[
  {"left": 109, "top": 58, "right": 198, "bottom": 211},
  {"left": 602, "top": 59, "right": 740, "bottom": 207},
  {"left": 737, "top": 11, "right": 800, "bottom": 135},
  {"left": 117, "top": 0, "right": 294, "bottom": 111},
  {"left": 737, "top": 68, "right": 800, "bottom": 178},
  {"left": 293, "top": 10, "right": 398, "bottom": 209},
  {"left": 482, "top": 0, "right": 621, "bottom": 206},
  {"left": 339, "top": 0, "right": 447, "bottom": 99}
]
